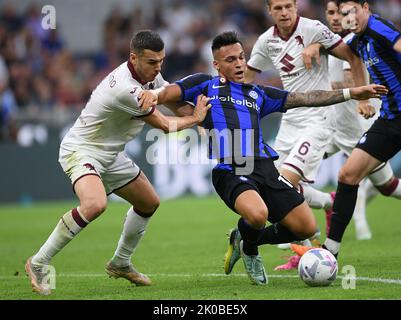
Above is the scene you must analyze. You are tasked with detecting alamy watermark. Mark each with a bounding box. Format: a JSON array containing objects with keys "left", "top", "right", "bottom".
[
  {"left": 341, "top": 265, "right": 356, "bottom": 289},
  {"left": 145, "top": 125, "right": 256, "bottom": 175},
  {"left": 41, "top": 5, "right": 56, "bottom": 30},
  {"left": 40, "top": 265, "right": 57, "bottom": 291},
  {"left": 341, "top": 5, "right": 357, "bottom": 31}
]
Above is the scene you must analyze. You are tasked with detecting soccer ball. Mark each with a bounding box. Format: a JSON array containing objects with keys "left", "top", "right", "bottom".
[{"left": 298, "top": 248, "right": 338, "bottom": 287}]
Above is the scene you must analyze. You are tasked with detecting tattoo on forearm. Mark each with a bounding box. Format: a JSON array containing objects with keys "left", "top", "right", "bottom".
[{"left": 285, "top": 90, "right": 345, "bottom": 109}]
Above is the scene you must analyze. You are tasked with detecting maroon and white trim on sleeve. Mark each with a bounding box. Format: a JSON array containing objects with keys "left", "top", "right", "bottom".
[{"left": 327, "top": 39, "right": 343, "bottom": 51}]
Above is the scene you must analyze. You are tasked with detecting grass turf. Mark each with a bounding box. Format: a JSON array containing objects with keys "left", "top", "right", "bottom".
[{"left": 1, "top": 195, "right": 401, "bottom": 300}]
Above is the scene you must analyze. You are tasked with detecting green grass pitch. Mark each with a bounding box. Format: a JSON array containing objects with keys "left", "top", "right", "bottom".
[{"left": 1, "top": 195, "right": 401, "bottom": 300}]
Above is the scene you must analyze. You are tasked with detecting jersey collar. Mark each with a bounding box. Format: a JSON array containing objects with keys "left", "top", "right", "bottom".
[
  {"left": 273, "top": 16, "right": 300, "bottom": 41},
  {"left": 127, "top": 60, "right": 147, "bottom": 85}
]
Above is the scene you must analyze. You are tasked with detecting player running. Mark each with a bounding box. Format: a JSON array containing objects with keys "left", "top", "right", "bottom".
[
  {"left": 301, "top": 0, "right": 401, "bottom": 242},
  {"left": 25, "top": 30, "right": 211, "bottom": 295},
  {"left": 140, "top": 31, "right": 386, "bottom": 285},
  {"left": 244, "top": 0, "right": 373, "bottom": 212},
  {"left": 293, "top": 0, "right": 401, "bottom": 259},
  {"left": 243, "top": 0, "right": 374, "bottom": 270}
]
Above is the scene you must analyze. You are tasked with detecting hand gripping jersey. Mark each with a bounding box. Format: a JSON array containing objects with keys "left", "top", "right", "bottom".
[
  {"left": 175, "top": 73, "right": 289, "bottom": 167},
  {"left": 60, "top": 61, "right": 168, "bottom": 166}
]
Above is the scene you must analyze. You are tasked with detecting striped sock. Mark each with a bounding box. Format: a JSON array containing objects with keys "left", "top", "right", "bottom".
[{"left": 31, "top": 208, "right": 89, "bottom": 265}]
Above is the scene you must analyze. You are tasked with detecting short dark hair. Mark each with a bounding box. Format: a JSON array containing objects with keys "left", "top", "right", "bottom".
[
  {"left": 211, "top": 31, "right": 242, "bottom": 52},
  {"left": 336, "top": 0, "right": 368, "bottom": 5},
  {"left": 130, "top": 30, "right": 164, "bottom": 53},
  {"left": 267, "top": 0, "right": 296, "bottom": 6}
]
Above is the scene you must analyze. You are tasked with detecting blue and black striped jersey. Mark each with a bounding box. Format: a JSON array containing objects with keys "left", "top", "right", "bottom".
[
  {"left": 175, "top": 73, "right": 289, "bottom": 167},
  {"left": 348, "top": 14, "right": 401, "bottom": 119}
]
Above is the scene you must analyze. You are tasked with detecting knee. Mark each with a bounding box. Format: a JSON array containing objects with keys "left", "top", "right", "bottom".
[
  {"left": 136, "top": 196, "right": 160, "bottom": 217},
  {"left": 246, "top": 207, "right": 268, "bottom": 229},
  {"left": 296, "top": 219, "right": 317, "bottom": 240},
  {"left": 80, "top": 198, "right": 107, "bottom": 220},
  {"left": 338, "top": 166, "right": 360, "bottom": 185}
]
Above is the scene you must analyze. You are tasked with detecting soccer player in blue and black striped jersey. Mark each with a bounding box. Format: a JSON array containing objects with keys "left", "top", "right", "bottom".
[
  {"left": 314, "top": 0, "right": 401, "bottom": 258},
  {"left": 141, "top": 31, "right": 386, "bottom": 285}
]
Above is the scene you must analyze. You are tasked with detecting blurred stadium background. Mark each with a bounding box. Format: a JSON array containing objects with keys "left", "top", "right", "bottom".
[{"left": 1, "top": 0, "right": 401, "bottom": 203}]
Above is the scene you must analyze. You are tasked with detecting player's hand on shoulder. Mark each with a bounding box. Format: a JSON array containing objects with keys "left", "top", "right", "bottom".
[
  {"left": 303, "top": 43, "right": 322, "bottom": 70},
  {"left": 138, "top": 90, "right": 158, "bottom": 111},
  {"left": 193, "top": 95, "right": 212, "bottom": 123}
]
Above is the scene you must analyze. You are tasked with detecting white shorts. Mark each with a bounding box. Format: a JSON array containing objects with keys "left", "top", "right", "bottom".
[
  {"left": 274, "top": 121, "right": 332, "bottom": 183},
  {"left": 59, "top": 148, "right": 141, "bottom": 195},
  {"left": 324, "top": 131, "right": 360, "bottom": 158}
]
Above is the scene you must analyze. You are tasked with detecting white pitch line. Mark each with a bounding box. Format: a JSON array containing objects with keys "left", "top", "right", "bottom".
[{"left": 4, "top": 273, "right": 401, "bottom": 285}]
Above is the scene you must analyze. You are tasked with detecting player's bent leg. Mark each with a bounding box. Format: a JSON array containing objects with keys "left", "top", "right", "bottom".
[
  {"left": 114, "top": 171, "right": 160, "bottom": 215},
  {"left": 300, "top": 182, "right": 333, "bottom": 211},
  {"left": 27, "top": 175, "right": 106, "bottom": 295},
  {"left": 325, "top": 149, "right": 382, "bottom": 256},
  {"left": 271, "top": 202, "right": 316, "bottom": 269},
  {"left": 353, "top": 179, "right": 372, "bottom": 240},
  {"left": 280, "top": 201, "right": 317, "bottom": 246},
  {"left": 369, "top": 163, "right": 401, "bottom": 200},
  {"left": 107, "top": 172, "right": 158, "bottom": 286},
  {"left": 338, "top": 149, "right": 382, "bottom": 186},
  {"left": 233, "top": 190, "right": 268, "bottom": 285},
  {"left": 280, "top": 168, "right": 302, "bottom": 188},
  {"left": 74, "top": 175, "right": 108, "bottom": 221}
]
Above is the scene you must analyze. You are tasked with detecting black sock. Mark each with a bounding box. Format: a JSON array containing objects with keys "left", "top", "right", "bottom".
[
  {"left": 238, "top": 218, "right": 263, "bottom": 256},
  {"left": 257, "top": 223, "right": 304, "bottom": 245},
  {"left": 328, "top": 182, "right": 359, "bottom": 242}
]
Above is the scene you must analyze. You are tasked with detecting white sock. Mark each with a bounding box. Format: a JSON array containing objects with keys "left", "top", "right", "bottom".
[
  {"left": 301, "top": 183, "right": 332, "bottom": 210},
  {"left": 111, "top": 207, "right": 150, "bottom": 267},
  {"left": 32, "top": 208, "right": 89, "bottom": 265},
  {"left": 324, "top": 238, "right": 340, "bottom": 255},
  {"left": 353, "top": 181, "right": 372, "bottom": 240},
  {"left": 362, "top": 179, "right": 378, "bottom": 203}
]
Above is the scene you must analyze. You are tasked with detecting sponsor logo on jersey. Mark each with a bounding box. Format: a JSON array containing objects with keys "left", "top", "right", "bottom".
[
  {"left": 364, "top": 57, "right": 380, "bottom": 68},
  {"left": 280, "top": 53, "right": 296, "bottom": 73},
  {"left": 267, "top": 46, "right": 283, "bottom": 56},
  {"left": 295, "top": 35, "right": 305, "bottom": 47},
  {"left": 212, "top": 84, "right": 226, "bottom": 89},
  {"left": 249, "top": 91, "right": 258, "bottom": 100},
  {"left": 282, "top": 72, "right": 300, "bottom": 78},
  {"left": 209, "top": 95, "right": 260, "bottom": 112}
]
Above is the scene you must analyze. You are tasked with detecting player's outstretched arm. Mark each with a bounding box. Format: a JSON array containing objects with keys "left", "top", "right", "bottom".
[
  {"left": 284, "top": 84, "right": 388, "bottom": 110},
  {"left": 142, "top": 94, "right": 211, "bottom": 133}
]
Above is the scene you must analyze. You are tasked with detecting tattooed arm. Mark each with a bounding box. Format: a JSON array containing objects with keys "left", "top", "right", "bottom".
[{"left": 284, "top": 84, "right": 388, "bottom": 110}]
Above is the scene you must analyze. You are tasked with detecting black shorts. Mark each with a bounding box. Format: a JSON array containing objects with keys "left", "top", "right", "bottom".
[
  {"left": 356, "top": 117, "right": 401, "bottom": 162},
  {"left": 212, "top": 158, "right": 305, "bottom": 223}
]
